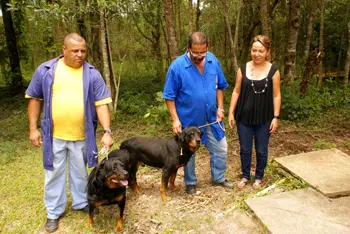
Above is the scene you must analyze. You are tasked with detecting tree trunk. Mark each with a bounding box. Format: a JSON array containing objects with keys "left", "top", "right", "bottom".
[
  {"left": 260, "top": 0, "right": 271, "bottom": 38},
  {"left": 304, "top": 4, "right": 316, "bottom": 61},
  {"left": 89, "top": 0, "right": 102, "bottom": 71},
  {"left": 337, "top": 4, "right": 349, "bottom": 78},
  {"left": 316, "top": 0, "right": 325, "bottom": 88},
  {"left": 344, "top": 22, "right": 350, "bottom": 84},
  {"left": 219, "top": 0, "right": 238, "bottom": 77},
  {"left": 188, "top": 0, "right": 193, "bottom": 34},
  {"left": 300, "top": 49, "right": 324, "bottom": 96},
  {"left": 283, "top": 0, "right": 300, "bottom": 85},
  {"left": 195, "top": 0, "right": 201, "bottom": 31},
  {"left": 76, "top": 0, "right": 88, "bottom": 41},
  {"left": 0, "top": 0, "right": 23, "bottom": 94},
  {"left": 163, "top": 0, "right": 179, "bottom": 61},
  {"left": 177, "top": 0, "right": 182, "bottom": 47},
  {"left": 99, "top": 8, "right": 112, "bottom": 110},
  {"left": 105, "top": 14, "right": 116, "bottom": 105}
]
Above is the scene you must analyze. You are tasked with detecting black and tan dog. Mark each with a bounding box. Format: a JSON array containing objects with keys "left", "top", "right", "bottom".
[
  {"left": 120, "top": 126, "right": 203, "bottom": 201},
  {"left": 86, "top": 149, "right": 131, "bottom": 231}
]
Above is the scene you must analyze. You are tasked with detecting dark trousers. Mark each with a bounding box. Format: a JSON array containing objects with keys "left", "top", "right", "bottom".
[{"left": 237, "top": 122, "right": 271, "bottom": 180}]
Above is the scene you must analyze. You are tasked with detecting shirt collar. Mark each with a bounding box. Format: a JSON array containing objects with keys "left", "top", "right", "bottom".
[{"left": 44, "top": 55, "right": 94, "bottom": 69}]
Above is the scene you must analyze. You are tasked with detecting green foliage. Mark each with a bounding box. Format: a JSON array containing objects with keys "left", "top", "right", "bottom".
[
  {"left": 144, "top": 91, "right": 169, "bottom": 125},
  {"left": 281, "top": 78, "right": 350, "bottom": 121},
  {"left": 116, "top": 60, "right": 164, "bottom": 119},
  {"left": 314, "top": 140, "right": 336, "bottom": 150}
]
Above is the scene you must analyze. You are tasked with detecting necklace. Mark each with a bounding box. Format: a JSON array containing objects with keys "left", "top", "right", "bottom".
[
  {"left": 251, "top": 78, "right": 268, "bottom": 94},
  {"left": 250, "top": 63, "right": 268, "bottom": 94}
]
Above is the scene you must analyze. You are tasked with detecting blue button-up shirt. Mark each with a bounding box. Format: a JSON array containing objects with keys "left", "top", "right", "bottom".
[
  {"left": 163, "top": 51, "right": 228, "bottom": 143},
  {"left": 26, "top": 55, "right": 111, "bottom": 170}
]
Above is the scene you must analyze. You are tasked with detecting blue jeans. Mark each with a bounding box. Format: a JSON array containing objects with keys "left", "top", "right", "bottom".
[
  {"left": 237, "top": 122, "right": 271, "bottom": 181},
  {"left": 184, "top": 126, "right": 228, "bottom": 185},
  {"left": 44, "top": 138, "right": 88, "bottom": 219}
]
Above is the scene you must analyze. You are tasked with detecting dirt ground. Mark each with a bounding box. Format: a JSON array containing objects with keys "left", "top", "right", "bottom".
[{"left": 86, "top": 118, "right": 350, "bottom": 234}]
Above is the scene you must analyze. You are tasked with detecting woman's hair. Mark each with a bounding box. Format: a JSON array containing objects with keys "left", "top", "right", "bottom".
[{"left": 251, "top": 35, "right": 271, "bottom": 50}]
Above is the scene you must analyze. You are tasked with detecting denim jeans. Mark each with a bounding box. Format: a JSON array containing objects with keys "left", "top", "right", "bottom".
[
  {"left": 184, "top": 126, "right": 228, "bottom": 185},
  {"left": 44, "top": 138, "right": 88, "bottom": 219},
  {"left": 237, "top": 122, "right": 271, "bottom": 181}
]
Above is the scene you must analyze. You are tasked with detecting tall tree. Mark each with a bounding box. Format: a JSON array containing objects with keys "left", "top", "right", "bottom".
[
  {"left": 0, "top": 0, "right": 23, "bottom": 94},
  {"left": 283, "top": 0, "right": 300, "bottom": 85},
  {"left": 188, "top": 0, "right": 193, "bottom": 34},
  {"left": 303, "top": 0, "right": 317, "bottom": 61},
  {"left": 218, "top": 0, "right": 238, "bottom": 76},
  {"left": 163, "top": 0, "right": 179, "bottom": 61},
  {"left": 260, "top": 0, "right": 271, "bottom": 38},
  {"left": 344, "top": 22, "right": 350, "bottom": 84},
  {"left": 316, "top": 0, "right": 325, "bottom": 88},
  {"left": 133, "top": 0, "right": 164, "bottom": 81},
  {"left": 195, "top": 0, "right": 201, "bottom": 31}
]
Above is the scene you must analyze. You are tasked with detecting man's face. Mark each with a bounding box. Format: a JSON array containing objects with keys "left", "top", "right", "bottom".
[
  {"left": 62, "top": 39, "right": 87, "bottom": 68},
  {"left": 188, "top": 43, "right": 208, "bottom": 64}
]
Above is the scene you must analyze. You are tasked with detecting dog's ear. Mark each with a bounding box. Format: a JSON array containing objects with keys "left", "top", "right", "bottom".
[
  {"left": 177, "top": 131, "right": 185, "bottom": 143},
  {"left": 99, "top": 159, "right": 106, "bottom": 168},
  {"left": 199, "top": 128, "right": 203, "bottom": 136}
]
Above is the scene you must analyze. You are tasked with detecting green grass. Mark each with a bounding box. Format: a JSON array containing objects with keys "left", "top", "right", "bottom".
[{"left": 1, "top": 74, "right": 349, "bottom": 233}]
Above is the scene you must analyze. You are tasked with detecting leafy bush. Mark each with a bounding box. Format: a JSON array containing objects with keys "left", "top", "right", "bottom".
[
  {"left": 144, "top": 91, "right": 169, "bottom": 125},
  {"left": 281, "top": 78, "right": 350, "bottom": 121}
]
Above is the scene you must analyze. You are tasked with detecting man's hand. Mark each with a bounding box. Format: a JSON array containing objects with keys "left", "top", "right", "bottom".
[
  {"left": 216, "top": 109, "right": 225, "bottom": 123},
  {"left": 172, "top": 119, "right": 182, "bottom": 134},
  {"left": 29, "top": 129, "right": 42, "bottom": 147},
  {"left": 101, "top": 133, "right": 113, "bottom": 151}
]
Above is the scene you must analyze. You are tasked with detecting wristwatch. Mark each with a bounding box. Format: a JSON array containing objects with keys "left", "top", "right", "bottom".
[
  {"left": 103, "top": 129, "right": 113, "bottom": 134},
  {"left": 273, "top": 116, "right": 280, "bottom": 119}
]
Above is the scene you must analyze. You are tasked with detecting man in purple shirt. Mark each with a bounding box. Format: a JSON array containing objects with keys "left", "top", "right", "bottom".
[
  {"left": 26, "top": 33, "right": 113, "bottom": 233},
  {"left": 163, "top": 32, "right": 233, "bottom": 194}
]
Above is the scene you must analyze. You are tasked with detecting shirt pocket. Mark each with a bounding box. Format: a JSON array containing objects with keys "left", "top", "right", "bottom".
[{"left": 209, "top": 72, "right": 218, "bottom": 90}]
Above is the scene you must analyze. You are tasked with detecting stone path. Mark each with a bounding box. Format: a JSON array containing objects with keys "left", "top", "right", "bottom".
[{"left": 245, "top": 149, "right": 350, "bottom": 233}]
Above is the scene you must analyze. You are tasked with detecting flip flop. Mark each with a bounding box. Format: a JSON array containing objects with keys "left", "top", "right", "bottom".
[
  {"left": 253, "top": 180, "right": 262, "bottom": 189},
  {"left": 237, "top": 179, "right": 248, "bottom": 189}
]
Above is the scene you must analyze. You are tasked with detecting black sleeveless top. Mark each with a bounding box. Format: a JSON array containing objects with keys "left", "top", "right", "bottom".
[{"left": 234, "top": 63, "right": 278, "bottom": 125}]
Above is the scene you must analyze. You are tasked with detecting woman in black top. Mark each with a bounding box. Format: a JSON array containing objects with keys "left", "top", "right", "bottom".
[{"left": 228, "top": 35, "right": 281, "bottom": 189}]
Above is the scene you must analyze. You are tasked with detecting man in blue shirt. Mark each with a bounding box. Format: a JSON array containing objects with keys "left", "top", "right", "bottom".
[{"left": 163, "top": 32, "right": 233, "bottom": 194}]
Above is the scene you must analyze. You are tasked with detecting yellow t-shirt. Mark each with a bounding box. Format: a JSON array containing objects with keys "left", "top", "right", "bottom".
[
  {"left": 52, "top": 59, "right": 85, "bottom": 140},
  {"left": 25, "top": 58, "right": 112, "bottom": 141}
]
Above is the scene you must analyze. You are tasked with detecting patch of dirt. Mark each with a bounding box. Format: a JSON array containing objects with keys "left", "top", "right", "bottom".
[{"left": 93, "top": 119, "right": 350, "bottom": 233}]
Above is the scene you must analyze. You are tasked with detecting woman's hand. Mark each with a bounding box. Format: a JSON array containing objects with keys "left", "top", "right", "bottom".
[
  {"left": 269, "top": 118, "right": 279, "bottom": 133},
  {"left": 228, "top": 112, "right": 235, "bottom": 129}
]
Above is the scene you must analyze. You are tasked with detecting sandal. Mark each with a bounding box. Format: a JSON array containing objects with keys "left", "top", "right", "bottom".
[
  {"left": 253, "top": 180, "right": 262, "bottom": 189},
  {"left": 237, "top": 179, "right": 248, "bottom": 189}
]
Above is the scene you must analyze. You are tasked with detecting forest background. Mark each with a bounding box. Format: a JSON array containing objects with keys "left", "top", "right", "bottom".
[
  {"left": 1, "top": 0, "right": 350, "bottom": 233},
  {"left": 0, "top": 0, "right": 349, "bottom": 118}
]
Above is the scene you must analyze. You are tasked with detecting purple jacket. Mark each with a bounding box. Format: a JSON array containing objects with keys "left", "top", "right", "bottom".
[{"left": 26, "top": 55, "right": 111, "bottom": 170}]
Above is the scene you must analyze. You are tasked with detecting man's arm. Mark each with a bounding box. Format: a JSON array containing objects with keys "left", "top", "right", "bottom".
[
  {"left": 96, "top": 104, "right": 113, "bottom": 150},
  {"left": 28, "top": 98, "right": 42, "bottom": 147},
  {"left": 165, "top": 99, "right": 182, "bottom": 134},
  {"left": 216, "top": 89, "right": 225, "bottom": 122}
]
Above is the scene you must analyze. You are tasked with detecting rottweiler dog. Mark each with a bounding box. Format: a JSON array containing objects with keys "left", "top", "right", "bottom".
[
  {"left": 86, "top": 149, "right": 130, "bottom": 231},
  {"left": 120, "top": 126, "right": 203, "bottom": 201}
]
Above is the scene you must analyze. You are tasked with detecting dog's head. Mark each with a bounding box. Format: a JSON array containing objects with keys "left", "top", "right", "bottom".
[
  {"left": 98, "top": 150, "right": 129, "bottom": 189},
  {"left": 178, "top": 126, "right": 203, "bottom": 152}
]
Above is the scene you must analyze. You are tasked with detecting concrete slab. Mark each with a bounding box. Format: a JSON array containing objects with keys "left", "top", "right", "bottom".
[
  {"left": 274, "top": 149, "right": 350, "bottom": 197},
  {"left": 246, "top": 188, "right": 350, "bottom": 234}
]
